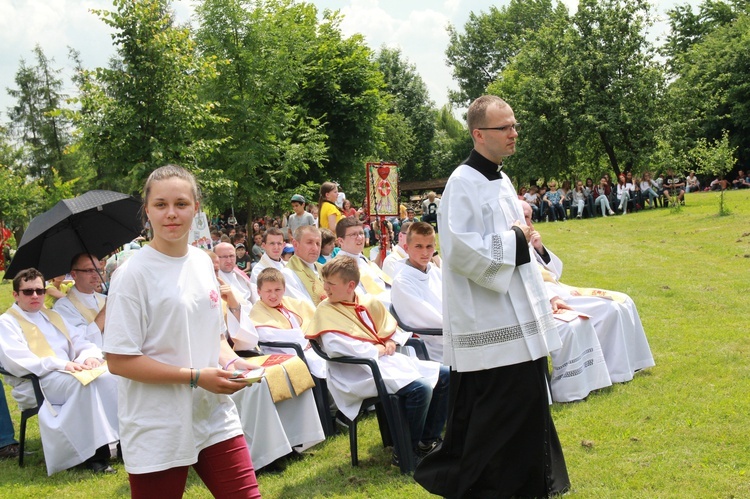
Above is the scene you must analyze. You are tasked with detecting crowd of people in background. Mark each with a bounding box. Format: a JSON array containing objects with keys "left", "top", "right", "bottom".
[{"left": 518, "top": 168, "right": 743, "bottom": 222}]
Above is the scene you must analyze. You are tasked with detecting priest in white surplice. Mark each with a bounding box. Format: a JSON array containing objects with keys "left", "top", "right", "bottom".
[
  {"left": 282, "top": 226, "right": 327, "bottom": 306},
  {"left": 391, "top": 222, "right": 444, "bottom": 363},
  {"left": 53, "top": 253, "right": 107, "bottom": 348},
  {"left": 0, "top": 268, "right": 118, "bottom": 475},
  {"left": 335, "top": 217, "right": 392, "bottom": 308},
  {"left": 250, "top": 228, "right": 287, "bottom": 284},
  {"left": 214, "top": 242, "right": 259, "bottom": 304},
  {"left": 414, "top": 95, "right": 570, "bottom": 498}
]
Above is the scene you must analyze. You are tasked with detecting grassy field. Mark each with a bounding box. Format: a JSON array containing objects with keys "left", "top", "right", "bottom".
[{"left": 1, "top": 190, "right": 749, "bottom": 498}]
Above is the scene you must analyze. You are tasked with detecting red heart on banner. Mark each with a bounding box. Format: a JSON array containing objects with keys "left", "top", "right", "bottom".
[{"left": 377, "top": 166, "right": 390, "bottom": 180}]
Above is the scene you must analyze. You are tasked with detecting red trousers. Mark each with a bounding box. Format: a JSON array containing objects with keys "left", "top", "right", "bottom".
[{"left": 128, "top": 435, "right": 261, "bottom": 498}]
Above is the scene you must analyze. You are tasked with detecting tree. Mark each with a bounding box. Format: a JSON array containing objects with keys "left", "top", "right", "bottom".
[
  {"left": 691, "top": 129, "right": 736, "bottom": 215},
  {"left": 560, "top": 0, "right": 664, "bottom": 177},
  {"left": 445, "top": 0, "right": 557, "bottom": 107},
  {"left": 0, "top": 125, "right": 44, "bottom": 242},
  {"left": 429, "top": 105, "right": 472, "bottom": 178},
  {"left": 6, "top": 45, "right": 71, "bottom": 187},
  {"left": 195, "top": 0, "right": 329, "bottom": 220},
  {"left": 374, "top": 47, "right": 435, "bottom": 181},
  {"left": 73, "top": 0, "right": 224, "bottom": 194},
  {"left": 663, "top": 6, "right": 750, "bottom": 169}
]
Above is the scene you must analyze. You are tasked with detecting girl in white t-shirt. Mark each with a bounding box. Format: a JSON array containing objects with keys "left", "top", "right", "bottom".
[{"left": 104, "top": 165, "right": 262, "bottom": 498}]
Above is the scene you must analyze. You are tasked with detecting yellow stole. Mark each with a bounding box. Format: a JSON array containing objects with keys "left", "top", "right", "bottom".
[
  {"left": 66, "top": 290, "right": 105, "bottom": 324},
  {"left": 359, "top": 259, "right": 393, "bottom": 295},
  {"left": 250, "top": 297, "right": 315, "bottom": 331},
  {"left": 285, "top": 256, "right": 326, "bottom": 305},
  {"left": 305, "top": 293, "right": 397, "bottom": 344},
  {"left": 6, "top": 307, "right": 106, "bottom": 385},
  {"left": 538, "top": 264, "right": 626, "bottom": 303}
]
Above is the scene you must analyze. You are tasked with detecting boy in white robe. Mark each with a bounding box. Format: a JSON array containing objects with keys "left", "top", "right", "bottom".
[
  {"left": 381, "top": 221, "right": 412, "bottom": 279},
  {"left": 391, "top": 222, "right": 444, "bottom": 363},
  {"left": 0, "top": 268, "right": 118, "bottom": 475},
  {"left": 251, "top": 268, "right": 326, "bottom": 379},
  {"left": 306, "top": 256, "right": 449, "bottom": 462}
]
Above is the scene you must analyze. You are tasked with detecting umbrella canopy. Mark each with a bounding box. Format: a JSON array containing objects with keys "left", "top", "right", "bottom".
[{"left": 4, "top": 190, "right": 143, "bottom": 280}]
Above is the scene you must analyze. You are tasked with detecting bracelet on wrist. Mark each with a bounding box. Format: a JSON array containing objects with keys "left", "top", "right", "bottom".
[
  {"left": 189, "top": 368, "right": 196, "bottom": 388},
  {"left": 194, "top": 368, "right": 201, "bottom": 388},
  {"left": 228, "top": 306, "right": 240, "bottom": 313},
  {"left": 224, "top": 358, "right": 240, "bottom": 371}
]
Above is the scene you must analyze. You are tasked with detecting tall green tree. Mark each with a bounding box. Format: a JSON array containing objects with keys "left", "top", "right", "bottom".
[
  {"left": 74, "top": 0, "right": 224, "bottom": 194},
  {"left": 429, "top": 105, "right": 472, "bottom": 178},
  {"left": 663, "top": 3, "right": 750, "bottom": 168},
  {"left": 374, "top": 47, "right": 435, "bottom": 181},
  {"left": 0, "top": 125, "right": 44, "bottom": 240},
  {"left": 560, "top": 0, "right": 664, "bottom": 176},
  {"left": 6, "top": 45, "right": 71, "bottom": 187},
  {"left": 445, "top": 0, "right": 557, "bottom": 107}
]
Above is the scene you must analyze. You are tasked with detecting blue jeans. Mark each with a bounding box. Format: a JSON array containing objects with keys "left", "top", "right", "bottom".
[
  {"left": 396, "top": 365, "right": 450, "bottom": 449},
  {"left": 0, "top": 380, "right": 18, "bottom": 448}
]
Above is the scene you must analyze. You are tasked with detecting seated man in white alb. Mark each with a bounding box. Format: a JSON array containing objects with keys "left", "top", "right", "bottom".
[
  {"left": 250, "top": 228, "right": 287, "bottom": 283},
  {"left": 53, "top": 253, "right": 107, "bottom": 348},
  {"left": 215, "top": 242, "right": 259, "bottom": 304},
  {"left": 382, "top": 221, "right": 412, "bottom": 279},
  {"left": 251, "top": 268, "right": 326, "bottom": 379},
  {"left": 518, "top": 202, "right": 612, "bottom": 401},
  {"left": 335, "top": 217, "right": 392, "bottom": 308},
  {"left": 522, "top": 201, "right": 655, "bottom": 383},
  {"left": 282, "top": 226, "right": 327, "bottom": 306},
  {"left": 0, "top": 268, "right": 119, "bottom": 475},
  {"left": 391, "top": 222, "right": 444, "bottom": 363}
]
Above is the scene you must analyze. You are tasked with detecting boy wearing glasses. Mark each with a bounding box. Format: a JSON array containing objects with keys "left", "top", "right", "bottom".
[
  {"left": 0, "top": 268, "right": 119, "bottom": 475},
  {"left": 335, "top": 217, "right": 392, "bottom": 308},
  {"left": 54, "top": 253, "right": 107, "bottom": 348}
]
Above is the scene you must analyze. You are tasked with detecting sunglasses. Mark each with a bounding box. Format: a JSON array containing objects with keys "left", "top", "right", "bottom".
[{"left": 19, "top": 288, "right": 45, "bottom": 296}]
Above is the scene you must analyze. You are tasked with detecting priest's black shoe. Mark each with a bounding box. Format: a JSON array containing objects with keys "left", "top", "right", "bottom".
[{"left": 86, "top": 460, "right": 117, "bottom": 474}]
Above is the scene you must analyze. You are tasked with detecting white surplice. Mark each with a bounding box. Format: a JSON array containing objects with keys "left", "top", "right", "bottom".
[
  {"left": 219, "top": 268, "right": 259, "bottom": 304},
  {"left": 250, "top": 253, "right": 286, "bottom": 284},
  {"left": 537, "top": 248, "right": 655, "bottom": 383},
  {"left": 548, "top": 315, "right": 611, "bottom": 402},
  {"left": 382, "top": 244, "right": 408, "bottom": 279},
  {"left": 0, "top": 304, "right": 118, "bottom": 475},
  {"left": 438, "top": 165, "right": 561, "bottom": 372},
  {"left": 391, "top": 262, "right": 445, "bottom": 363},
  {"left": 231, "top": 377, "right": 324, "bottom": 469},
  {"left": 53, "top": 286, "right": 105, "bottom": 348}
]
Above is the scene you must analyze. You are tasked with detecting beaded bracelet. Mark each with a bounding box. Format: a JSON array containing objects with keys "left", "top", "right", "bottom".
[{"left": 189, "top": 368, "right": 196, "bottom": 388}]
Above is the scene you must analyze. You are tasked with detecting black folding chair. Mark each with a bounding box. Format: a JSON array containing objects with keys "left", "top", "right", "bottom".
[
  {"left": 309, "top": 339, "right": 416, "bottom": 473},
  {"left": 390, "top": 305, "right": 443, "bottom": 361},
  {"left": 0, "top": 367, "right": 44, "bottom": 467}
]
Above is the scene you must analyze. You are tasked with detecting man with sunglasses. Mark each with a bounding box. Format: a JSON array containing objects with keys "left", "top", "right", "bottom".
[
  {"left": 0, "top": 268, "right": 119, "bottom": 474},
  {"left": 414, "top": 95, "right": 570, "bottom": 498},
  {"left": 53, "top": 253, "right": 107, "bottom": 348}
]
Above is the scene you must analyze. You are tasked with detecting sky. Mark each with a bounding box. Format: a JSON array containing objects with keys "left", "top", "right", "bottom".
[{"left": 0, "top": 0, "right": 693, "bottom": 121}]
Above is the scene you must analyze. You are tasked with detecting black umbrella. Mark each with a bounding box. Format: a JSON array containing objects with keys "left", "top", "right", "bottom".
[{"left": 4, "top": 190, "right": 143, "bottom": 280}]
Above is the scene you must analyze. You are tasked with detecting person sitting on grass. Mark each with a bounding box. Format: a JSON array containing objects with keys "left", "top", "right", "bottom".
[
  {"left": 305, "top": 256, "right": 450, "bottom": 464},
  {"left": 251, "top": 268, "right": 326, "bottom": 379}
]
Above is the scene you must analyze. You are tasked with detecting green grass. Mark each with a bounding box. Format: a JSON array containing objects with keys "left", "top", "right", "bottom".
[{"left": 2, "top": 190, "right": 750, "bottom": 498}]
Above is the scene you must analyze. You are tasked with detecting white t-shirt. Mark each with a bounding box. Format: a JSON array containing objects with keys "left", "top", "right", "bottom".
[{"left": 104, "top": 245, "right": 243, "bottom": 474}]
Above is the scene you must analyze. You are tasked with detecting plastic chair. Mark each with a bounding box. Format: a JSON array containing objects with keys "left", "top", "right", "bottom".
[
  {"left": 257, "top": 340, "right": 336, "bottom": 438},
  {"left": 389, "top": 305, "right": 442, "bottom": 361},
  {"left": 0, "top": 367, "right": 44, "bottom": 467},
  {"left": 308, "top": 339, "right": 416, "bottom": 473}
]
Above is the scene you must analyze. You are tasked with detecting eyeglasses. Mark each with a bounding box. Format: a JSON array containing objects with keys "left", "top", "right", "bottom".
[
  {"left": 477, "top": 123, "right": 520, "bottom": 133},
  {"left": 345, "top": 232, "right": 365, "bottom": 239},
  {"left": 73, "top": 268, "right": 100, "bottom": 275},
  {"left": 19, "top": 288, "right": 45, "bottom": 296}
]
